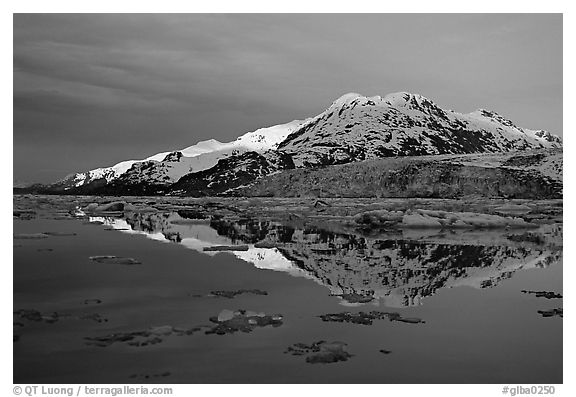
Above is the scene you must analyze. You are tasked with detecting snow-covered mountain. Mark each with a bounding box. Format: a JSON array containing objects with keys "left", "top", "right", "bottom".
[
  {"left": 53, "top": 120, "right": 303, "bottom": 190},
  {"left": 45, "top": 91, "right": 561, "bottom": 196},
  {"left": 277, "top": 92, "right": 561, "bottom": 167}
]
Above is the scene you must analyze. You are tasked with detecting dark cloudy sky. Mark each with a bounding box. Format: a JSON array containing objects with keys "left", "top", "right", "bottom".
[{"left": 14, "top": 14, "right": 562, "bottom": 183}]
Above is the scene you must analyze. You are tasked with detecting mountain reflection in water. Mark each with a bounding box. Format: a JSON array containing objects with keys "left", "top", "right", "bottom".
[{"left": 90, "top": 212, "right": 562, "bottom": 308}]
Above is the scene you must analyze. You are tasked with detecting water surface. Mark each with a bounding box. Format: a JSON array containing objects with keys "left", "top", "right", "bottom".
[{"left": 13, "top": 196, "right": 563, "bottom": 383}]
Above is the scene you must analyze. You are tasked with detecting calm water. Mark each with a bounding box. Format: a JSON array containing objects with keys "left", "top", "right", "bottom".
[{"left": 13, "top": 200, "right": 563, "bottom": 383}]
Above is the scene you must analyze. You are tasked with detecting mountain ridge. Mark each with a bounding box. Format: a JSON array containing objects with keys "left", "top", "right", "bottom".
[
  {"left": 277, "top": 92, "right": 560, "bottom": 167},
  {"left": 52, "top": 119, "right": 304, "bottom": 191}
]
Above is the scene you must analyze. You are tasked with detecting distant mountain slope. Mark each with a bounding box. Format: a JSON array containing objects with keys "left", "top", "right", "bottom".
[{"left": 52, "top": 120, "right": 303, "bottom": 191}]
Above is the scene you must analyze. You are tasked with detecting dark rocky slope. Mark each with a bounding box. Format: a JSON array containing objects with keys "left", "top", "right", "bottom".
[
  {"left": 168, "top": 151, "right": 294, "bottom": 197},
  {"left": 235, "top": 150, "right": 562, "bottom": 199}
]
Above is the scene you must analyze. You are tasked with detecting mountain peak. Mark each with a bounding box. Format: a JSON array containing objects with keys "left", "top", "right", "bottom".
[
  {"left": 383, "top": 92, "right": 435, "bottom": 108},
  {"left": 330, "top": 92, "right": 365, "bottom": 108},
  {"left": 328, "top": 91, "right": 439, "bottom": 111}
]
